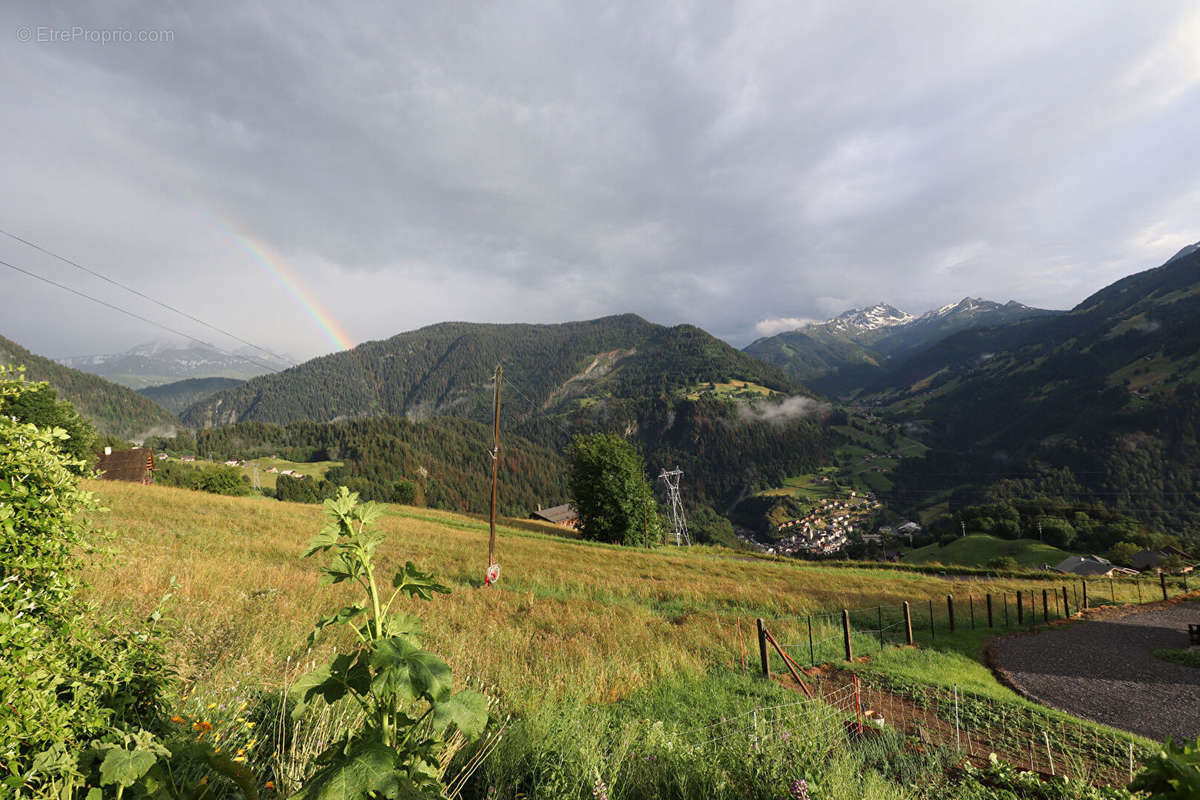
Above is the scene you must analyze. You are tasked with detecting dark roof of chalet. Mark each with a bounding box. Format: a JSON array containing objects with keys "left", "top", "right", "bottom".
[
  {"left": 1053, "top": 554, "right": 1121, "bottom": 576},
  {"left": 96, "top": 448, "right": 154, "bottom": 482},
  {"left": 531, "top": 503, "right": 578, "bottom": 524},
  {"left": 1163, "top": 545, "right": 1195, "bottom": 561},
  {"left": 1130, "top": 549, "right": 1166, "bottom": 571}
]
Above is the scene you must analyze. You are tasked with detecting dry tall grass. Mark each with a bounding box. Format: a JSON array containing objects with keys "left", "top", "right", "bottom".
[{"left": 82, "top": 481, "right": 1075, "bottom": 710}]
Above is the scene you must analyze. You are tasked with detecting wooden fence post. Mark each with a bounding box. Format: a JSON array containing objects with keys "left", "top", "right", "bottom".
[
  {"left": 986, "top": 594, "right": 993, "bottom": 628},
  {"left": 1042, "top": 588, "right": 1049, "bottom": 622},
  {"left": 1003, "top": 593, "right": 1009, "bottom": 626},
  {"left": 947, "top": 595, "right": 955, "bottom": 632},
  {"left": 1109, "top": 577, "right": 1116, "bottom": 605},
  {"left": 807, "top": 616, "right": 814, "bottom": 665},
  {"left": 756, "top": 617, "right": 769, "bottom": 679},
  {"left": 1161, "top": 572, "right": 1168, "bottom": 601},
  {"left": 1082, "top": 580, "right": 1089, "bottom": 610},
  {"left": 903, "top": 601, "right": 914, "bottom": 645},
  {"left": 1062, "top": 585, "right": 1070, "bottom": 617},
  {"left": 929, "top": 598, "right": 936, "bottom": 642},
  {"left": 969, "top": 595, "right": 976, "bottom": 630},
  {"left": 1137, "top": 577, "right": 1143, "bottom": 604},
  {"left": 842, "top": 609, "right": 853, "bottom": 662},
  {"left": 1017, "top": 590, "right": 1024, "bottom": 625}
]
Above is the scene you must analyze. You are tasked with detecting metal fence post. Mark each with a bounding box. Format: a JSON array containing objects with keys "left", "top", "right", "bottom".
[
  {"left": 807, "top": 615, "right": 814, "bottom": 665},
  {"left": 877, "top": 606, "right": 884, "bottom": 652}
]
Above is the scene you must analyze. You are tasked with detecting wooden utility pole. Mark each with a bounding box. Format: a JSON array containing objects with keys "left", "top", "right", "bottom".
[{"left": 487, "top": 365, "right": 503, "bottom": 578}]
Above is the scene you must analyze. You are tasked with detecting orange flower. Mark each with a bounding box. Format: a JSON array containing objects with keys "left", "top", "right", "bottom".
[
  {"left": 192, "top": 720, "right": 213, "bottom": 733},
  {"left": 171, "top": 715, "right": 183, "bottom": 723},
  {"left": 266, "top": 781, "right": 276, "bottom": 791}
]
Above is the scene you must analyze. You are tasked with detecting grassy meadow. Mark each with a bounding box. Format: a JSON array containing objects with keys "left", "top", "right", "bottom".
[
  {"left": 76, "top": 480, "right": 1171, "bottom": 798},
  {"left": 85, "top": 480, "right": 1087, "bottom": 709}
]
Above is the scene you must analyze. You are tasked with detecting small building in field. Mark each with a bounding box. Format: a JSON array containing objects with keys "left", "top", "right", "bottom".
[
  {"left": 1052, "top": 554, "right": 1137, "bottom": 578},
  {"left": 95, "top": 446, "right": 155, "bottom": 485},
  {"left": 1130, "top": 548, "right": 1196, "bottom": 573},
  {"left": 531, "top": 503, "right": 580, "bottom": 529}
]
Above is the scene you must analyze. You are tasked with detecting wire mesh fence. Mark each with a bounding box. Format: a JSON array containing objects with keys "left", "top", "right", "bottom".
[
  {"left": 747, "top": 573, "right": 1197, "bottom": 670},
  {"left": 696, "top": 673, "right": 1150, "bottom": 789}
]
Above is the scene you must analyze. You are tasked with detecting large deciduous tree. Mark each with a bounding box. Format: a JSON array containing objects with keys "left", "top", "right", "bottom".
[{"left": 567, "top": 433, "right": 660, "bottom": 546}]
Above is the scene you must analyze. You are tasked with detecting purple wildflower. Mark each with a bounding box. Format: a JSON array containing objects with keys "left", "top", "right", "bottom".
[
  {"left": 592, "top": 773, "right": 609, "bottom": 800},
  {"left": 790, "top": 778, "right": 810, "bottom": 800}
]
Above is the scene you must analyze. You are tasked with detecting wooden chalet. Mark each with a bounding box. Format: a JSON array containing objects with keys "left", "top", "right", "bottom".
[
  {"left": 530, "top": 503, "right": 579, "bottom": 529},
  {"left": 95, "top": 446, "right": 155, "bottom": 485}
]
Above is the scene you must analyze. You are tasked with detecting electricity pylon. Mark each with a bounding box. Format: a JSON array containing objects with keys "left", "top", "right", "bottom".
[{"left": 657, "top": 467, "right": 691, "bottom": 546}]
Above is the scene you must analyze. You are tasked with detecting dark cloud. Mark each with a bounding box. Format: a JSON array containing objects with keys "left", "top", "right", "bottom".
[{"left": 2, "top": 0, "right": 1198, "bottom": 360}]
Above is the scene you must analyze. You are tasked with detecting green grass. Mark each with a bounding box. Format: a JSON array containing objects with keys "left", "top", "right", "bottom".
[
  {"left": 79, "top": 481, "right": 1158, "bottom": 797},
  {"left": 903, "top": 534, "right": 1073, "bottom": 569},
  {"left": 240, "top": 457, "right": 341, "bottom": 489},
  {"left": 682, "top": 379, "right": 776, "bottom": 400},
  {"left": 1151, "top": 647, "right": 1200, "bottom": 669}
]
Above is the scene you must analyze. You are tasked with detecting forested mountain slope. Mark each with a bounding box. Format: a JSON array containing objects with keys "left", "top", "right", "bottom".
[
  {"left": 877, "top": 244, "right": 1200, "bottom": 540},
  {"left": 181, "top": 314, "right": 802, "bottom": 428},
  {"left": 138, "top": 377, "right": 245, "bottom": 414},
  {"left": 0, "top": 333, "right": 179, "bottom": 440}
]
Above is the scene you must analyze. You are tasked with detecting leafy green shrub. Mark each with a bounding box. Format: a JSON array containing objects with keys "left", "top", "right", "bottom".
[
  {"left": 1128, "top": 737, "right": 1200, "bottom": 798},
  {"left": 0, "top": 370, "right": 178, "bottom": 795}
]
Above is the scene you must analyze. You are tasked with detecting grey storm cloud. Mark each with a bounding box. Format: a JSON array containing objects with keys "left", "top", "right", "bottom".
[{"left": 1, "top": 0, "right": 1199, "bottom": 361}]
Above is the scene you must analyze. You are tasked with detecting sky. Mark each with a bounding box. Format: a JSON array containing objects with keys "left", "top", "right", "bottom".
[{"left": 2, "top": 1, "right": 1199, "bottom": 363}]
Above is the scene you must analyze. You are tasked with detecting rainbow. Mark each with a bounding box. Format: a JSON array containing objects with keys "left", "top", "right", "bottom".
[{"left": 211, "top": 215, "right": 355, "bottom": 353}]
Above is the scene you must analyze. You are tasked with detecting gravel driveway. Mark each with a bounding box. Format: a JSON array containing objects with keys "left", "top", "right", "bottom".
[{"left": 989, "top": 600, "right": 1200, "bottom": 742}]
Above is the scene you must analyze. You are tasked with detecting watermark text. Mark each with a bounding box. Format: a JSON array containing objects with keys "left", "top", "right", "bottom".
[{"left": 16, "top": 25, "right": 175, "bottom": 44}]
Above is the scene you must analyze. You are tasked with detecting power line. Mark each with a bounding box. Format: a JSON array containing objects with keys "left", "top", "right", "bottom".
[
  {"left": 1, "top": 257, "right": 285, "bottom": 375},
  {"left": 0, "top": 227, "right": 296, "bottom": 366}
]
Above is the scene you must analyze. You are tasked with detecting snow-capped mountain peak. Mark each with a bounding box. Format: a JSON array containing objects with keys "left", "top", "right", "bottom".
[{"left": 818, "top": 303, "right": 915, "bottom": 334}]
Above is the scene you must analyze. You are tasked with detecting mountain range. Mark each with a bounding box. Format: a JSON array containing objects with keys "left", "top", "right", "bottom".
[
  {"left": 745, "top": 298, "right": 1059, "bottom": 396},
  {"left": 0, "top": 334, "right": 178, "bottom": 440},
  {"left": 179, "top": 314, "right": 804, "bottom": 429},
  {"left": 5, "top": 238, "right": 1200, "bottom": 540},
  {"left": 59, "top": 339, "right": 292, "bottom": 389}
]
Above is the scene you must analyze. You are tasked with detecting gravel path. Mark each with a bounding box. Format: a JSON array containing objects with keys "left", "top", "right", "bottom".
[{"left": 989, "top": 600, "right": 1200, "bottom": 742}]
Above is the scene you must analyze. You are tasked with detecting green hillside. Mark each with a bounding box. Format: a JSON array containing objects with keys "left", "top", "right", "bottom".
[
  {"left": 180, "top": 314, "right": 802, "bottom": 428},
  {"left": 880, "top": 246, "right": 1200, "bottom": 542},
  {"left": 903, "top": 534, "right": 1072, "bottom": 569},
  {"left": 137, "top": 376, "right": 245, "bottom": 413},
  {"left": 0, "top": 333, "right": 179, "bottom": 439}
]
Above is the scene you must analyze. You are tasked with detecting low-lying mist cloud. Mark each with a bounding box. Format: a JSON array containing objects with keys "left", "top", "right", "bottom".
[
  {"left": 738, "top": 395, "right": 830, "bottom": 425},
  {"left": 753, "top": 317, "right": 818, "bottom": 338}
]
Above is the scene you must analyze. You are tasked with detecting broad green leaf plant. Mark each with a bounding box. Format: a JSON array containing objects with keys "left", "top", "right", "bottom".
[{"left": 291, "top": 488, "right": 488, "bottom": 800}]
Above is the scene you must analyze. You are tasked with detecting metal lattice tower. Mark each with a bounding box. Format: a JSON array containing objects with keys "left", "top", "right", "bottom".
[{"left": 657, "top": 467, "right": 691, "bottom": 546}]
